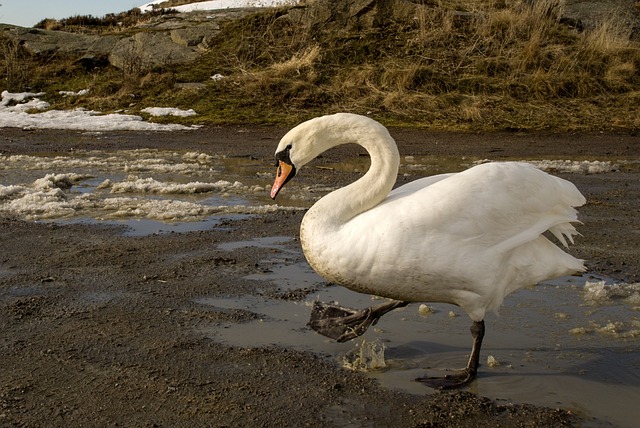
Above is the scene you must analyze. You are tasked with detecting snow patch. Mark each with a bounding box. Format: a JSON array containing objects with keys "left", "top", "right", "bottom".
[
  {"left": 473, "top": 159, "right": 618, "bottom": 174},
  {"left": 59, "top": 89, "right": 89, "bottom": 97},
  {"left": 527, "top": 160, "right": 618, "bottom": 174},
  {"left": 0, "top": 90, "right": 46, "bottom": 107},
  {"left": 0, "top": 90, "right": 199, "bottom": 131},
  {"left": 138, "top": 0, "right": 297, "bottom": 13},
  {"left": 103, "top": 176, "right": 257, "bottom": 195},
  {"left": 0, "top": 149, "right": 302, "bottom": 223},
  {"left": 141, "top": 107, "right": 197, "bottom": 117},
  {"left": 583, "top": 280, "right": 640, "bottom": 306}
]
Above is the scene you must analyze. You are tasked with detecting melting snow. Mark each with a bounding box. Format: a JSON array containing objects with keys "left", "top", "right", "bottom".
[
  {"left": 0, "top": 90, "right": 46, "bottom": 107},
  {"left": 583, "top": 280, "right": 640, "bottom": 306},
  {"left": 103, "top": 176, "right": 263, "bottom": 195},
  {"left": 0, "top": 91, "right": 198, "bottom": 131},
  {"left": 141, "top": 107, "right": 197, "bottom": 117},
  {"left": 138, "top": 0, "right": 297, "bottom": 13},
  {"left": 59, "top": 89, "right": 90, "bottom": 97},
  {"left": 526, "top": 159, "right": 618, "bottom": 174},
  {"left": 565, "top": 280, "right": 640, "bottom": 339},
  {"left": 0, "top": 149, "right": 303, "bottom": 224},
  {"left": 474, "top": 158, "right": 619, "bottom": 174}
]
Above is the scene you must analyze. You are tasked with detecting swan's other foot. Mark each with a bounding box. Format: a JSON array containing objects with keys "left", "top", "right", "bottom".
[
  {"left": 308, "top": 300, "right": 409, "bottom": 343},
  {"left": 415, "top": 368, "right": 476, "bottom": 390},
  {"left": 416, "top": 320, "right": 485, "bottom": 390}
]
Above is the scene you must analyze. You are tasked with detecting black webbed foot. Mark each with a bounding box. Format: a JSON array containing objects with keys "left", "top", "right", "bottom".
[
  {"left": 415, "top": 368, "right": 476, "bottom": 390},
  {"left": 415, "top": 320, "right": 485, "bottom": 390},
  {"left": 308, "top": 300, "right": 409, "bottom": 343}
]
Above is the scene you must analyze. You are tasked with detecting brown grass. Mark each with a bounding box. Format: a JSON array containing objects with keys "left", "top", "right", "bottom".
[
  {"left": 33, "top": 8, "right": 177, "bottom": 33},
  {"left": 0, "top": 34, "right": 33, "bottom": 91},
  {"left": 4, "top": 0, "right": 640, "bottom": 130},
  {"left": 269, "top": 45, "right": 321, "bottom": 77}
]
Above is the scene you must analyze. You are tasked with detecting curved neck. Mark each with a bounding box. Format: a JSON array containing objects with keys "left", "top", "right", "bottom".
[{"left": 306, "top": 125, "right": 400, "bottom": 225}]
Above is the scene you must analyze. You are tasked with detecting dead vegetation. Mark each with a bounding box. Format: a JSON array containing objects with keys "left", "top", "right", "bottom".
[
  {"left": 167, "top": 0, "right": 640, "bottom": 130},
  {"left": 33, "top": 8, "right": 177, "bottom": 33},
  {"left": 2, "top": 0, "right": 640, "bottom": 131}
]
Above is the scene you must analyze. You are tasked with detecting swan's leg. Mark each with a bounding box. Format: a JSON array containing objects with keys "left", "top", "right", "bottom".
[
  {"left": 416, "top": 320, "right": 485, "bottom": 389},
  {"left": 308, "top": 300, "right": 409, "bottom": 343}
]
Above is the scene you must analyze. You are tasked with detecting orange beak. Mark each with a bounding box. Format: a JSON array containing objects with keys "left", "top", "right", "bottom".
[{"left": 270, "top": 160, "right": 294, "bottom": 199}]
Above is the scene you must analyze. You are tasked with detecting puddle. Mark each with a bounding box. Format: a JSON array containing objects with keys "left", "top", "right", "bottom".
[
  {"left": 2, "top": 149, "right": 634, "bottom": 235},
  {"left": 0, "top": 149, "right": 303, "bottom": 234},
  {"left": 217, "top": 236, "right": 293, "bottom": 252},
  {"left": 52, "top": 214, "right": 251, "bottom": 236},
  {"left": 197, "top": 236, "right": 640, "bottom": 428}
]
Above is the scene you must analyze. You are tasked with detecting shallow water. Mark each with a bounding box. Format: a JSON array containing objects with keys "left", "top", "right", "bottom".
[
  {"left": 2, "top": 149, "right": 639, "bottom": 425},
  {"left": 0, "top": 148, "right": 633, "bottom": 234},
  {"left": 195, "top": 236, "right": 640, "bottom": 428},
  {"left": 0, "top": 149, "right": 300, "bottom": 232},
  {"left": 54, "top": 214, "right": 252, "bottom": 236}
]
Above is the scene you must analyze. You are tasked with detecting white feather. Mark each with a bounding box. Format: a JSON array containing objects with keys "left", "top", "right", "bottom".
[{"left": 276, "top": 113, "right": 585, "bottom": 322}]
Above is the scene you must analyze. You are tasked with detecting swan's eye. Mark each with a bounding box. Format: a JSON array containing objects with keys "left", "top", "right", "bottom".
[{"left": 275, "top": 144, "right": 294, "bottom": 167}]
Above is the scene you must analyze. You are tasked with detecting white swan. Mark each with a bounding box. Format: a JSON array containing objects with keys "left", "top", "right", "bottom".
[{"left": 270, "top": 113, "right": 585, "bottom": 388}]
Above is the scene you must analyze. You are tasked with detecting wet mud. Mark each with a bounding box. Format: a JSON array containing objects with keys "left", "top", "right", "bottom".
[{"left": 1, "top": 126, "right": 639, "bottom": 427}]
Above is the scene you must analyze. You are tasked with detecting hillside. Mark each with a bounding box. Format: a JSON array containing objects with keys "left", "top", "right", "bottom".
[{"left": 1, "top": 0, "right": 640, "bottom": 131}]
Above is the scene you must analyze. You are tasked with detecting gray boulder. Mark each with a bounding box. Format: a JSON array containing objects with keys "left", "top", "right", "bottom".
[{"left": 0, "top": 9, "right": 255, "bottom": 71}]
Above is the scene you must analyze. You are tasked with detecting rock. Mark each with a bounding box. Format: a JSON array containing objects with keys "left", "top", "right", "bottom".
[
  {"left": 110, "top": 9, "right": 258, "bottom": 67},
  {"left": 0, "top": 9, "right": 255, "bottom": 71},
  {"left": 109, "top": 31, "right": 199, "bottom": 70},
  {"left": 563, "top": 0, "right": 640, "bottom": 36},
  {"left": 75, "top": 55, "right": 110, "bottom": 71},
  {"left": 1, "top": 0, "right": 638, "bottom": 72},
  {"left": 288, "top": 0, "right": 419, "bottom": 35},
  {"left": 0, "top": 24, "right": 120, "bottom": 58}
]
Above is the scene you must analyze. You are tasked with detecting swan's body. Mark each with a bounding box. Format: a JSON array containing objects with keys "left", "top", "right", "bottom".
[
  {"left": 271, "top": 113, "right": 585, "bottom": 388},
  {"left": 302, "top": 159, "right": 583, "bottom": 322}
]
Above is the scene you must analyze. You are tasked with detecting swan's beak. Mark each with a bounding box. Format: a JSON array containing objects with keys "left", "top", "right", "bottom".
[{"left": 270, "top": 160, "right": 295, "bottom": 199}]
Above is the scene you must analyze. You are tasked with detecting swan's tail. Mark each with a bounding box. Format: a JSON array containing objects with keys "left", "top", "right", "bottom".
[
  {"left": 491, "top": 209, "right": 582, "bottom": 254},
  {"left": 501, "top": 234, "right": 585, "bottom": 300},
  {"left": 492, "top": 171, "right": 585, "bottom": 255},
  {"left": 549, "top": 220, "right": 580, "bottom": 248}
]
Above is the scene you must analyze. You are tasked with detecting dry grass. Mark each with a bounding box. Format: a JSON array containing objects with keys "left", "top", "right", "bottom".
[
  {"left": 269, "top": 45, "right": 321, "bottom": 77},
  {"left": 0, "top": 35, "right": 30, "bottom": 90},
  {"left": 3, "top": 0, "right": 640, "bottom": 130},
  {"left": 33, "top": 8, "right": 177, "bottom": 33}
]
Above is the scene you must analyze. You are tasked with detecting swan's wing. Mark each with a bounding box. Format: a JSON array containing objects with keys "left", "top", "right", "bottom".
[
  {"left": 387, "top": 173, "right": 456, "bottom": 200},
  {"left": 377, "top": 162, "right": 585, "bottom": 251},
  {"left": 330, "top": 162, "right": 584, "bottom": 315}
]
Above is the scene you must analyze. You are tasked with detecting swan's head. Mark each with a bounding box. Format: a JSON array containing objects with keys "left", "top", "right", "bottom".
[
  {"left": 270, "top": 138, "right": 298, "bottom": 200},
  {"left": 270, "top": 113, "right": 380, "bottom": 199}
]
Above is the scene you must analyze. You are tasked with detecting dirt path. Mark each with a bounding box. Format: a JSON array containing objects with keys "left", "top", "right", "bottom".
[{"left": 1, "top": 125, "right": 639, "bottom": 426}]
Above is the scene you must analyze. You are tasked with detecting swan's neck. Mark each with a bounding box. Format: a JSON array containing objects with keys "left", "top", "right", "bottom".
[{"left": 302, "top": 128, "right": 400, "bottom": 232}]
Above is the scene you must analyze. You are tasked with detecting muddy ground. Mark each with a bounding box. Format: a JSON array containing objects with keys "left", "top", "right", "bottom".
[{"left": 1, "top": 125, "right": 639, "bottom": 427}]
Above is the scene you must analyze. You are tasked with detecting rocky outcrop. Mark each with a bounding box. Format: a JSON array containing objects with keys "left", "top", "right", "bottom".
[
  {"left": 0, "top": 25, "right": 119, "bottom": 58},
  {"left": 108, "top": 10, "right": 252, "bottom": 69},
  {"left": 563, "top": 0, "right": 640, "bottom": 35},
  {"left": 0, "top": 9, "right": 256, "bottom": 70},
  {"left": 1, "top": 0, "right": 638, "bottom": 72}
]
